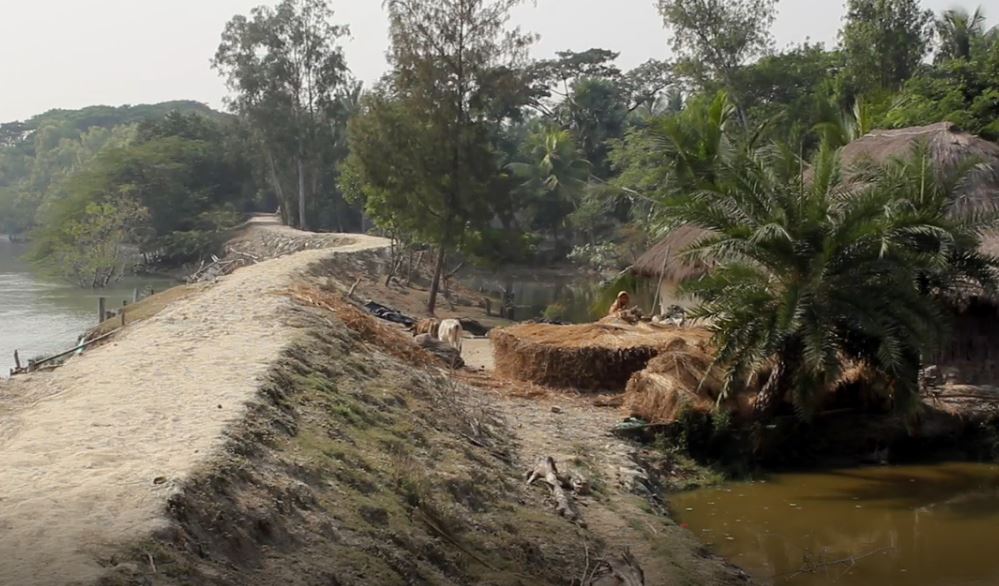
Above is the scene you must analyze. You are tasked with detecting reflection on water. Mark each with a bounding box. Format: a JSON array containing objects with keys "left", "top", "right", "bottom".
[
  {"left": 0, "top": 239, "right": 174, "bottom": 375},
  {"left": 672, "top": 462, "right": 999, "bottom": 586},
  {"left": 464, "top": 269, "right": 656, "bottom": 323}
]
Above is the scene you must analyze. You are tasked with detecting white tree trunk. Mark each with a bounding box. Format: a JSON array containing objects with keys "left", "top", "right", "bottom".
[{"left": 297, "top": 156, "right": 307, "bottom": 230}]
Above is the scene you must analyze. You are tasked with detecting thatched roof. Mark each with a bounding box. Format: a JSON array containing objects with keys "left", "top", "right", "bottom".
[
  {"left": 634, "top": 123, "right": 999, "bottom": 281},
  {"left": 841, "top": 122, "right": 999, "bottom": 216},
  {"left": 632, "top": 224, "right": 714, "bottom": 280}
]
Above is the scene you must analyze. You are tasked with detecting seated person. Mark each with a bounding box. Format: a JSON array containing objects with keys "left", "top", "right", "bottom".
[{"left": 608, "top": 291, "right": 631, "bottom": 316}]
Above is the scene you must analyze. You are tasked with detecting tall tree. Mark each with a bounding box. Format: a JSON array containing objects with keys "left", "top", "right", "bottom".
[
  {"left": 214, "top": 0, "right": 350, "bottom": 230},
  {"left": 935, "top": 6, "right": 989, "bottom": 62},
  {"left": 840, "top": 0, "right": 933, "bottom": 93},
  {"left": 656, "top": 0, "right": 777, "bottom": 126},
  {"left": 345, "top": 0, "right": 533, "bottom": 314}
]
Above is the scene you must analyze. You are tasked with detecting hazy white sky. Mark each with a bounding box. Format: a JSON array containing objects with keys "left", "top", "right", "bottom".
[{"left": 1, "top": 0, "right": 996, "bottom": 122}]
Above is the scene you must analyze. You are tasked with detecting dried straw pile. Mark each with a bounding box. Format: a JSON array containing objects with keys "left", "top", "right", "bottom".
[
  {"left": 491, "top": 319, "right": 709, "bottom": 391},
  {"left": 622, "top": 337, "right": 729, "bottom": 423},
  {"left": 288, "top": 285, "right": 439, "bottom": 369}
]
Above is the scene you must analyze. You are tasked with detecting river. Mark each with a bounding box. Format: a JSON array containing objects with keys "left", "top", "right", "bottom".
[
  {"left": 0, "top": 238, "right": 175, "bottom": 376},
  {"left": 673, "top": 461, "right": 999, "bottom": 585}
]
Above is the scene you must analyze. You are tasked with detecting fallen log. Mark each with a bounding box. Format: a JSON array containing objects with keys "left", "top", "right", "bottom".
[{"left": 525, "top": 456, "right": 580, "bottom": 523}]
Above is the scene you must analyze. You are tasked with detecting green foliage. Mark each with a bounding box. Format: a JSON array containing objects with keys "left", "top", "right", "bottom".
[
  {"left": 611, "top": 92, "right": 735, "bottom": 232},
  {"left": 214, "top": 0, "right": 354, "bottom": 231},
  {"left": 29, "top": 112, "right": 257, "bottom": 281},
  {"left": 346, "top": 0, "right": 533, "bottom": 313},
  {"left": 666, "top": 142, "right": 998, "bottom": 419},
  {"left": 935, "top": 6, "right": 993, "bottom": 63},
  {"left": 657, "top": 0, "right": 777, "bottom": 124},
  {"left": 566, "top": 242, "right": 619, "bottom": 272},
  {"left": 34, "top": 190, "right": 149, "bottom": 288},
  {"left": 657, "top": 0, "right": 776, "bottom": 82},
  {"left": 885, "top": 42, "right": 999, "bottom": 139},
  {"left": 840, "top": 0, "right": 934, "bottom": 93},
  {"left": 508, "top": 126, "right": 591, "bottom": 246}
]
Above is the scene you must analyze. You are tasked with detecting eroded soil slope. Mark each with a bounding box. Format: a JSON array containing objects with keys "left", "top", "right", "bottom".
[{"left": 0, "top": 231, "right": 386, "bottom": 585}]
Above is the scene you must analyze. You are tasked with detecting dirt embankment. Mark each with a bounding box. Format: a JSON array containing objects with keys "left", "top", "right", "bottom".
[
  {"left": 0, "top": 219, "right": 750, "bottom": 585},
  {"left": 0, "top": 223, "right": 386, "bottom": 585}
]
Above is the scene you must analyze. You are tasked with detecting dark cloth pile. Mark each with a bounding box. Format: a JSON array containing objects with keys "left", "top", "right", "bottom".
[{"left": 363, "top": 301, "right": 416, "bottom": 327}]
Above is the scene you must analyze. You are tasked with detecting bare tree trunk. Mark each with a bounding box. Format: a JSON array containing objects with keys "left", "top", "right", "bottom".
[
  {"left": 428, "top": 246, "right": 447, "bottom": 315},
  {"left": 297, "top": 156, "right": 307, "bottom": 230},
  {"left": 263, "top": 147, "right": 287, "bottom": 222}
]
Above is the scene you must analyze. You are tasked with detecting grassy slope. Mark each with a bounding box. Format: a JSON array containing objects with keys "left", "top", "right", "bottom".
[{"left": 99, "top": 302, "right": 592, "bottom": 585}]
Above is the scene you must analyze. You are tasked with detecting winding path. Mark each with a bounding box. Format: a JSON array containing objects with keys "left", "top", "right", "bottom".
[{"left": 0, "top": 221, "right": 388, "bottom": 585}]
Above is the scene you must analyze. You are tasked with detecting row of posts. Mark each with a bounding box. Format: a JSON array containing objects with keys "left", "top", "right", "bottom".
[{"left": 97, "top": 288, "right": 154, "bottom": 326}]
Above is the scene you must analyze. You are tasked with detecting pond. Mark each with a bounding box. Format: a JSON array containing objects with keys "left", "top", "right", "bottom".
[
  {"left": 0, "top": 238, "right": 176, "bottom": 376},
  {"left": 463, "top": 268, "right": 658, "bottom": 323},
  {"left": 672, "top": 461, "right": 999, "bottom": 586}
]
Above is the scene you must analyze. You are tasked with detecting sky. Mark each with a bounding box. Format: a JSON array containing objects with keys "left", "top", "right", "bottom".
[{"left": 0, "top": 0, "right": 997, "bottom": 122}]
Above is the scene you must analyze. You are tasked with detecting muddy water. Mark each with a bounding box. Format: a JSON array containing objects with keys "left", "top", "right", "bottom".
[
  {"left": 0, "top": 239, "right": 174, "bottom": 376},
  {"left": 672, "top": 462, "right": 999, "bottom": 586}
]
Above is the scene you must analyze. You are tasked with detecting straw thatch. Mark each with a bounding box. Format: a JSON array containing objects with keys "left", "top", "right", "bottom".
[
  {"left": 631, "top": 224, "right": 714, "bottom": 280},
  {"left": 622, "top": 338, "right": 722, "bottom": 423},
  {"left": 634, "top": 123, "right": 999, "bottom": 281},
  {"left": 841, "top": 122, "right": 999, "bottom": 216},
  {"left": 490, "top": 320, "right": 710, "bottom": 391}
]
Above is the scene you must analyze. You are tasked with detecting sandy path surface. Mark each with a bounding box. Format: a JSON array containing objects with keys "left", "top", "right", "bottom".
[{"left": 0, "top": 223, "right": 388, "bottom": 585}]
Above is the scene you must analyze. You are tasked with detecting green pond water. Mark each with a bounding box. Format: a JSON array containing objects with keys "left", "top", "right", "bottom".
[
  {"left": 464, "top": 269, "right": 657, "bottom": 323},
  {"left": 672, "top": 462, "right": 999, "bottom": 586},
  {"left": 0, "top": 238, "right": 175, "bottom": 376}
]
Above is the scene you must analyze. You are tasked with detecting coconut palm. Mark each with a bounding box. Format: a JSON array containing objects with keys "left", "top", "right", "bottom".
[
  {"left": 935, "top": 6, "right": 989, "bottom": 62},
  {"left": 669, "top": 143, "right": 998, "bottom": 419},
  {"left": 508, "top": 127, "right": 591, "bottom": 244}
]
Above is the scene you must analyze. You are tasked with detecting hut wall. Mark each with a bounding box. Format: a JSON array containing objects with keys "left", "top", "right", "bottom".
[
  {"left": 654, "top": 282, "right": 695, "bottom": 316},
  {"left": 931, "top": 301, "right": 999, "bottom": 384}
]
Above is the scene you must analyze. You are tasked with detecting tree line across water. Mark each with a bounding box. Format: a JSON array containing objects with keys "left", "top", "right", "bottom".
[{"left": 0, "top": 1, "right": 996, "bottom": 310}]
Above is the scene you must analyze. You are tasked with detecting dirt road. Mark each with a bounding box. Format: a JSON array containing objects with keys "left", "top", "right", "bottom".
[{"left": 0, "top": 222, "right": 388, "bottom": 585}]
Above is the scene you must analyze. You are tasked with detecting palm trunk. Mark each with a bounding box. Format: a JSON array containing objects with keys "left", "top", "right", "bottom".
[
  {"left": 754, "top": 360, "right": 787, "bottom": 419},
  {"left": 427, "top": 245, "right": 447, "bottom": 315},
  {"left": 755, "top": 341, "right": 801, "bottom": 419}
]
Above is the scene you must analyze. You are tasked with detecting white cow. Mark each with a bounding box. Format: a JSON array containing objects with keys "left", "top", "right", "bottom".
[{"left": 438, "top": 319, "right": 464, "bottom": 352}]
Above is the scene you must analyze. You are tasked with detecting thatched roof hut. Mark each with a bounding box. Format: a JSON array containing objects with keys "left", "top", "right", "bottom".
[
  {"left": 634, "top": 122, "right": 999, "bottom": 384},
  {"left": 634, "top": 122, "right": 999, "bottom": 283}
]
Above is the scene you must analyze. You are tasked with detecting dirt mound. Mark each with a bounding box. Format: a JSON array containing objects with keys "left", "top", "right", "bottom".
[{"left": 491, "top": 319, "right": 710, "bottom": 391}]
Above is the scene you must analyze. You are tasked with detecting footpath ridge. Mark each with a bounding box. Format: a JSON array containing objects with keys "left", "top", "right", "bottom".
[{"left": 0, "top": 219, "right": 388, "bottom": 585}]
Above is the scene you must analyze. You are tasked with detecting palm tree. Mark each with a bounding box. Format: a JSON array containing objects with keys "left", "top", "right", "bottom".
[
  {"left": 935, "top": 6, "right": 988, "bottom": 62},
  {"left": 668, "top": 143, "right": 998, "bottom": 420},
  {"left": 509, "top": 127, "right": 591, "bottom": 245}
]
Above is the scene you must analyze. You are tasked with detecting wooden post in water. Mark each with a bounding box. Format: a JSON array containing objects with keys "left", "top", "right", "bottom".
[
  {"left": 13, "top": 350, "right": 21, "bottom": 370},
  {"left": 98, "top": 297, "right": 106, "bottom": 323},
  {"left": 132, "top": 288, "right": 139, "bottom": 303},
  {"left": 121, "top": 300, "right": 128, "bottom": 327}
]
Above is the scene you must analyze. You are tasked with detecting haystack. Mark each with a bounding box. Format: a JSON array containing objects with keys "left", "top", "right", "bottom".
[
  {"left": 491, "top": 319, "right": 709, "bottom": 391},
  {"left": 622, "top": 337, "right": 730, "bottom": 424}
]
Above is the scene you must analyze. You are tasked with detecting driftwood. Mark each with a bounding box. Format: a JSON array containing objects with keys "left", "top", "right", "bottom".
[
  {"left": 347, "top": 277, "right": 362, "bottom": 299},
  {"left": 525, "top": 457, "right": 582, "bottom": 523},
  {"left": 10, "top": 328, "right": 121, "bottom": 376},
  {"left": 588, "top": 550, "right": 645, "bottom": 586}
]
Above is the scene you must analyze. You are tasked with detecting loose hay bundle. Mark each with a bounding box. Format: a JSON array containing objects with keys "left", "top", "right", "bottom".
[
  {"left": 623, "top": 338, "right": 723, "bottom": 423},
  {"left": 491, "top": 319, "right": 709, "bottom": 391},
  {"left": 289, "top": 285, "right": 439, "bottom": 369}
]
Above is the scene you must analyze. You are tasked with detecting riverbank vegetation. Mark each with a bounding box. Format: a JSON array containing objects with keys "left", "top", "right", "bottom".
[{"left": 2, "top": 0, "right": 997, "bottom": 295}]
